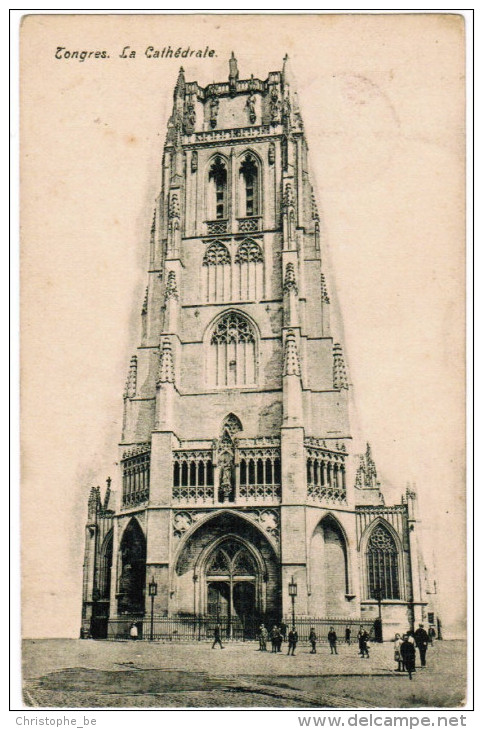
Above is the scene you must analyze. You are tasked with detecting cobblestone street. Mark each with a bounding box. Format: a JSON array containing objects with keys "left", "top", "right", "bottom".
[{"left": 22, "top": 639, "right": 466, "bottom": 709}]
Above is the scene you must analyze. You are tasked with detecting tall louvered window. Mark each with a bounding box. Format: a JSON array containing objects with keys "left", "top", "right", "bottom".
[
  {"left": 240, "top": 155, "right": 259, "bottom": 217},
  {"left": 209, "top": 157, "right": 228, "bottom": 220},
  {"left": 203, "top": 242, "right": 231, "bottom": 302},
  {"left": 234, "top": 239, "right": 263, "bottom": 301},
  {"left": 209, "top": 312, "right": 256, "bottom": 388}
]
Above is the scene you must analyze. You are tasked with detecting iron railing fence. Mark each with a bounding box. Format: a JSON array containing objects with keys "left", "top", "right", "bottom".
[{"left": 105, "top": 615, "right": 375, "bottom": 642}]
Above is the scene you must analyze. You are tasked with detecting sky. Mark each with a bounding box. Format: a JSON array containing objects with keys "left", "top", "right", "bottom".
[{"left": 19, "top": 13, "right": 466, "bottom": 639}]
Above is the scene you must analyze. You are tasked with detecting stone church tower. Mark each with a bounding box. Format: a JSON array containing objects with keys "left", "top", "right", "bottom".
[{"left": 81, "top": 56, "right": 430, "bottom": 640}]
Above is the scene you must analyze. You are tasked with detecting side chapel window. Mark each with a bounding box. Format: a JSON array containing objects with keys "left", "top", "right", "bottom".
[{"left": 366, "top": 524, "right": 400, "bottom": 600}]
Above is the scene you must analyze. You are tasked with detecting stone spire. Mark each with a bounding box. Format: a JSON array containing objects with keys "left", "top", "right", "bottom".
[
  {"left": 168, "top": 193, "right": 180, "bottom": 220},
  {"left": 354, "top": 443, "right": 384, "bottom": 504},
  {"left": 333, "top": 343, "right": 348, "bottom": 390},
  {"left": 364, "top": 443, "right": 378, "bottom": 488},
  {"left": 165, "top": 270, "right": 178, "bottom": 301},
  {"left": 124, "top": 355, "right": 137, "bottom": 399},
  {"left": 311, "top": 190, "right": 320, "bottom": 221},
  {"left": 157, "top": 339, "right": 175, "bottom": 385},
  {"left": 282, "top": 182, "right": 296, "bottom": 248},
  {"left": 284, "top": 330, "right": 301, "bottom": 376},
  {"left": 174, "top": 66, "right": 185, "bottom": 100},
  {"left": 283, "top": 262, "right": 298, "bottom": 294},
  {"left": 282, "top": 53, "right": 291, "bottom": 83},
  {"left": 229, "top": 51, "right": 239, "bottom": 94},
  {"left": 321, "top": 273, "right": 330, "bottom": 304},
  {"left": 103, "top": 477, "right": 112, "bottom": 511},
  {"left": 141, "top": 287, "right": 148, "bottom": 315},
  {"left": 87, "top": 486, "right": 101, "bottom": 520}
]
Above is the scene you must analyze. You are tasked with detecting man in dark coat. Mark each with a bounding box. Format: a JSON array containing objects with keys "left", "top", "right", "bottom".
[
  {"left": 287, "top": 627, "right": 298, "bottom": 655},
  {"left": 271, "top": 625, "right": 280, "bottom": 653},
  {"left": 400, "top": 634, "right": 416, "bottom": 680},
  {"left": 414, "top": 624, "right": 429, "bottom": 666},
  {"left": 309, "top": 628, "right": 317, "bottom": 654},
  {"left": 358, "top": 626, "right": 370, "bottom": 658},
  {"left": 328, "top": 627, "right": 338, "bottom": 655},
  {"left": 212, "top": 623, "right": 224, "bottom": 649},
  {"left": 258, "top": 623, "right": 267, "bottom": 651},
  {"left": 345, "top": 626, "right": 352, "bottom": 645}
]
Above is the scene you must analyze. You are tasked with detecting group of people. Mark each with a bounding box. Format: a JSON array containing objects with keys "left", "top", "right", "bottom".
[
  {"left": 254, "top": 624, "right": 371, "bottom": 657},
  {"left": 257, "top": 622, "right": 299, "bottom": 654},
  {"left": 210, "top": 620, "right": 436, "bottom": 681},
  {"left": 393, "top": 624, "right": 434, "bottom": 680}
]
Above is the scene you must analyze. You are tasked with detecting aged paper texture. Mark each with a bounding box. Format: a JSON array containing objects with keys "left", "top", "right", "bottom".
[{"left": 20, "top": 13, "right": 466, "bottom": 709}]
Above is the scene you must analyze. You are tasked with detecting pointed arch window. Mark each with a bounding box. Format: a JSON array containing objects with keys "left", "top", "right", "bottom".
[
  {"left": 208, "top": 157, "right": 228, "bottom": 220},
  {"left": 366, "top": 524, "right": 400, "bottom": 600},
  {"left": 203, "top": 242, "right": 231, "bottom": 302},
  {"left": 240, "top": 154, "right": 260, "bottom": 217},
  {"left": 209, "top": 311, "right": 256, "bottom": 388},
  {"left": 98, "top": 530, "right": 113, "bottom": 601},
  {"left": 221, "top": 413, "right": 243, "bottom": 437},
  {"left": 206, "top": 541, "right": 257, "bottom": 578},
  {"left": 234, "top": 239, "right": 264, "bottom": 300}
]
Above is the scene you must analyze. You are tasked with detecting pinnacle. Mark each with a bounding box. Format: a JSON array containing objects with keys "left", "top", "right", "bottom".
[
  {"left": 284, "top": 330, "right": 301, "bottom": 377},
  {"left": 158, "top": 338, "right": 175, "bottom": 384}
]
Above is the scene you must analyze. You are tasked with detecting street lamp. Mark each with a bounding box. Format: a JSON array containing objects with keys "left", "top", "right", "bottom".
[
  {"left": 288, "top": 575, "right": 297, "bottom": 630},
  {"left": 148, "top": 576, "right": 158, "bottom": 641}
]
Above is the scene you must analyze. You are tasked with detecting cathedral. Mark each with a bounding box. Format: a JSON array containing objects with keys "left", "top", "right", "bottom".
[{"left": 81, "top": 55, "right": 431, "bottom": 641}]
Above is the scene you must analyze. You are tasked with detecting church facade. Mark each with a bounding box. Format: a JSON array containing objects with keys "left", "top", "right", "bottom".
[{"left": 81, "top": 56, "right": 430, "bottom": 640}]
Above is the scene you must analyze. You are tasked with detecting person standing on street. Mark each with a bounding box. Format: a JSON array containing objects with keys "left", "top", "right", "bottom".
[
  {"left": 287, "top": 627, "right": 298, "bottom": 655},
  {"left": 258, "top": 623, "right": 267, "bottom": 651},
  {"left": 261, "top": 624, "right": 268, "bottom": 651},
  {"left": 428, "top": 625, "right": 436, "bottom": 646},
  {"left": 328, "top": 627, "right": 338, "bottom": 655},
  {"left": 393, "top": 633, "right": 403, "bottom": 672},
  {"left": 309, "top": 628, "right": 317, "bottom": 654},
  {"left": 212, "top": 623, "right": 224, "bottom": 649},
  {"left": 271, "top": 625, "right": 280, "bottom": 653},
  {"left": 129, "top": 622, "right": 138, "bottom": 640},
  {"left": 414, "top": 624, "right": 429, "bottom": 667},
  {"left": 358, "top": 626, "right": 370, "bottom": 658},
  {"left": 400, "top": 634, "right": 416, "bottom": 680},
  {"left": 345, "top": 625, "right": 352, "bottom": 645}
]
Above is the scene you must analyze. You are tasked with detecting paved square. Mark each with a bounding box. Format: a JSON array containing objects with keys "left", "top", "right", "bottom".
[{"left": 22, "top": 639, "right": 466, "bottom": 709}]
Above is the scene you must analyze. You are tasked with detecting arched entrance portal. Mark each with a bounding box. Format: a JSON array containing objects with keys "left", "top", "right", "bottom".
[
  {"left": 117, "top": 519, "right": 146, "bottom": 616},
  {"left": 205, "top": 538, "right": 260, "bottom": 636},
  {"left": 174, "top": 511, "right": 281, "bottom": 636}
]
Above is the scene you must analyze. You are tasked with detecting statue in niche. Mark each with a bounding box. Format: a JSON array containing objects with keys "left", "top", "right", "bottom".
[
  {"left": 270, "top": 88, "right": 281, "bottom": 124},
  {"left": 246, "top": 93, "right": 256, "bottom": 124},
  {"left": 183, "top": 97, "right": 196, "bottom": 135},
  {"left": 218, "top": 452, "right": 235, "bottom": 503}
]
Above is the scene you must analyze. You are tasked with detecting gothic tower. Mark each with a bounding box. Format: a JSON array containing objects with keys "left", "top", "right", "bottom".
[{"left": 81, "top": 56, "right": 430, "bottom": 640}]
